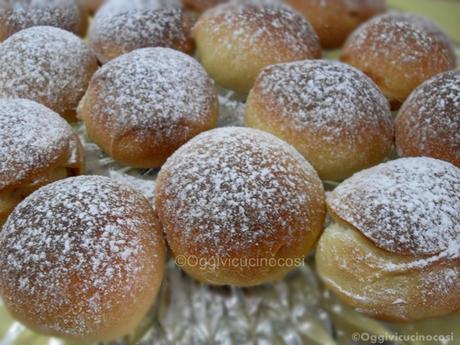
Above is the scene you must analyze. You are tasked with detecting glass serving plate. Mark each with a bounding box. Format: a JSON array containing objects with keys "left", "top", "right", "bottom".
[{"left": 1, "top": 5, "right": 459, "bottom": 345}]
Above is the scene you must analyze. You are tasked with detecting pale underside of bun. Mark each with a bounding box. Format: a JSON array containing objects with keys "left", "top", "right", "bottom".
[{"left": 316, "top": 222, "right": 460, "bottom": 322}]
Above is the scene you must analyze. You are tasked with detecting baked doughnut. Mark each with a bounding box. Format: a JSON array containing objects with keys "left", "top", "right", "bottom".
[
  {"left": 156, "top": 127, "right": 326, "bottom": 286},
  {"left": 285, "top": 0, "right": 385, "bottom": 49},
  {"left": 78, "top": 0, "right": 105, "bottom": 15},
  {"left": 0, "top": 99, "right": 84, "bottom": 226},
  {"left": 341, "top": 12, "right": 457, "bottom": 110},
  {"left": 245, "top": 60, "right": 393, "bottom": 181},
  {"left": 316, "top": 157, "right": 460, "bottom": 322},
  {"left": 181, "top": 0, "right": 225, "bottom": 12},
  {"left": 0, "top": 26, "right": 98, "bottom": 122},
  {"left": 0, "top": 0, "right": 88, "bottom": 40},
  {"left": 78, "top": 47, "right": 218, "bottom": 169},
  {"left": 396, "top": 70, "right": 460, "bottom": 168},
  {"left": 88, "top": 0, "right": 194, "bottom": 64},
  {"left": 192, "top": 0, "right": 321, "bottom": 94},
  {"left": 0, "top": 176, "right": 165, "bottom": 341}
]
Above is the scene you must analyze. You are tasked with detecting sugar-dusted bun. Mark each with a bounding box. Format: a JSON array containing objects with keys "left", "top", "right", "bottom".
[
  {"left": 181, "top": 0, "right": 225, "bottom": 12},
  {"left": 396, "top": 70, "right": 460, "bottom": 168},
  {"left": 0, "top": 99, "right": 84, "bottom": 226},
  {"left": 78, "top": 47, "right": 218, "bottom": 169},
  {"left": 246, "top": 60, "right": 393, "bottom": 181},
  {"left": 156, "top": 127, "right": 326, "bottom": 286},
  {"left": 316, "top": 157, "right": 460, "bottom": 322},
  {"left": 0, "top": 26, "right": 98, "bottom": 122},
  {"left": 0, "top": 0, "right": 88, "bottom": 40},
  {"left": 89, "top": 0, "right": 194, "bottom": 64},
  {"left": 192, "top": 0, "right": 321, "bottom": 94},
  {"left": 0, "top": 176, "right": 165, "bottom": 341},
  {"left": 341, "top": 12, "right": 456, "bottom": 110},
  {"left": 285, "top": 0, "right": 385, "bottom": 49},
  {"left": 78, "top": 0, "right": 105, "bottom": 15}
]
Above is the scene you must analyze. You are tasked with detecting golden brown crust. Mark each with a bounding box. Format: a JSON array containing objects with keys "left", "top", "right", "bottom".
[
  {"left": 326, "top": 157, "right": 460, "bottom": 257},
  {"left": 286, "top": 0, "right": 385, "bottom": 49},
  {"left": 340, "top": 12, "right": 457, "bottom": 110},
  {"left": 0, "top": 26, "right": 98, "bottom": 123},
  {"left": 245, "top": 60, "right": 393, "bottom": 181},
  {"left": 0, "top": 99, "right": 85, "bottom": 226},
  {"left": 0, "top": 0, "right": 89, "bottom": 41},
  {"left": 182, "top": 0, "right": 225, "bottom": 12},
  {"left": 395, "top": 70, "right": 460, "bottom": 168},
  {"left": 316, "top": 222, "right": 460, "bottom": 322},
  {"left": 192, "top": 1, "right": 321, "bottom": 94},
  {"left": 0, "top": 176, "right": 165, "bottom": 341},
  {"left": 88, "top": 3, "right": 194, "bottom": 64},
  {"left": 78, "top": 47, "right": 218, "bottom": 169},
  {"left": 156, "top": 127, "right": 326, "bottom": 286}
]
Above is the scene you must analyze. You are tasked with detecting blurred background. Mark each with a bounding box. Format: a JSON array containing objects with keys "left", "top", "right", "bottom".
[{"left": 388, "top": 0, "right": 460, "bottom": 43}]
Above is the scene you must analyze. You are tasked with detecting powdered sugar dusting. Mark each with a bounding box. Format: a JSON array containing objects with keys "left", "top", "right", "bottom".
[
  {"left": 328, "top": 157, "right": 460, "bottom": 258},
  {"left": 0, "top": 99, "right": 76, "bottom": 191},
  {"left": 396, "top": 70, "right": 460, "bottom": 166},
  {"left": 82, "top": 47, "right": 217, "bottom": 144},
  {"left": 256, "top": 60, "right": 392, "bottom": 146},
  {"left": 0, "top": 176, "right": 161, "bottom": 338},
  {"left": 0, "top": 26, "right": 96, "bottom": 117},
  {"left": 200, "top": 0, "right": 320, "bottom": 60},
  {"left": 157, "top": 127, "right": 324, "bottom": 258},
  {"left": 89, "top": 0, "right": 191, "bottom": 63},
  {"left": 0, "top": 0, "right": 83, "bottom": 39},
  {"left": 343, "top": 11, "right": 455, "bottom": 71}
]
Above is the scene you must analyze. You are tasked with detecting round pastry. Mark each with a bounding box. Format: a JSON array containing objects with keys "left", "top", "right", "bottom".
[
  {"left": 181, "top": 0, "right": 225, "bottom": 12},
  {"left": 0, "top": 26, "right": 98, "bottom": 122},
  {"left": 78, "top": 0, "right": 105, "bottom": 15},
  {"left": 192, "top": 0, "right": 321, "bottom": 94},
  {"left": 0, "top": 99, "right": 84, "bottom": 226},
  {"left": 396, "top": 70, "right": 460, "bottom": 168},
  {"left": 156, "top": 127, "right": 326, "bottom": 286},
  {"left": 78, "top": 47, "right": 219, "bottom": 169},
  {"left": 245, "top": 60, "right": 393, "bottom": 181},
  {"left": 285, "top": 0, "right": 385, "bottom": 49},
  {"left": 341, "top": 12, "right": 457, "bottom": 110},
  {"left": 316, "top": 157, "right": 460, "bottom": 322},
  {"left": 88, "top": 0, "right": 194, "bottom": 64},
  {"left": 0, "top": 0, "right": 88, "bottom": 40},
  {"left": 0, "top": 176, "right": 165, "bottom": 341}
]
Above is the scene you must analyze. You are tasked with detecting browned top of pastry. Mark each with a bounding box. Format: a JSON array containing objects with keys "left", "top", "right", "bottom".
[
  {"left": 342, "top": 12, "right": 456, "bottom": 70},
  {"left": 327, "top": 157, "right": 460, "bottom": 258},
  {"left": 0, "top": 99, "right": 78, "bottom": 193},
  {"left": 0, "top": 0, "right": 83, "bottom": 39},
  {"left": 0, "top": 176, "right": 163, "bottom": 338},
  {"left": 156, "top": 127, "right": 325, "bottom": 258},
  {"left": 194, "top": 0, "right": 320, "bottom": 58},
  {"left": 251, "top": 60, "right": 393, "bottom": 148},
  {"left": 396, "top": 70, "right": 460, "bottom": 166}
]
